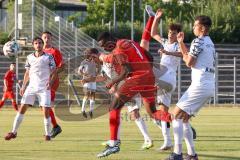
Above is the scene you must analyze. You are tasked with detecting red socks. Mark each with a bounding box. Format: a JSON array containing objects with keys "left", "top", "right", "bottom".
[
  {"left": 109, "top": 108, "right": 121, "bottom": 140},
  {"left": 141, "top": 16, "right": 154, "bottom": 41},
  {"left": 12, "top": 101, "right": 18, "bottom": 111}
]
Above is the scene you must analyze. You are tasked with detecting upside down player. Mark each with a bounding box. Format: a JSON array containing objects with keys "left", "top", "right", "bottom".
[
  {"left": 0, "top": 63, "right": 18, "bottom": 111},
  {"left": 96, "top": 7, "right": 170, "bottom": 158},
  {"left": 42, "top": 31, "right": 64, "bottom": 138}
]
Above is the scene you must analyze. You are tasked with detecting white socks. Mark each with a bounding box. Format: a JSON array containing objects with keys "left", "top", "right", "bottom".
[
  {"left": 44, "top": 117, "right": 51, "bottom": 136},
  {"left": 135, "top": 117, "right": 151, "bottom": 142},
  {"left": 172, "top": 119, "right": 183, "bottom": 155},
  {"left": 161, "top": 121, "right": 172, "bottom": 147},
  {"left": 81, "top": 98, "right": 87, "bottom": 112},
  {"left": 183, "top": 122, "right": 196, "bottom": 156},
  {"left": 12, "top": 112, "right": 24, "bottom": 134},
  {"left": 90, "top": 99, "right": 95, "bottom": 112}
]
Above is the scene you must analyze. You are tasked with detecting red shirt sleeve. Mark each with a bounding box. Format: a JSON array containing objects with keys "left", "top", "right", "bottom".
[
  {"left": 53, "top": 49, "right": 64, "bottom": 68},
  {"left": 4, "top": 71, "right": 10, "bottom": 80}
]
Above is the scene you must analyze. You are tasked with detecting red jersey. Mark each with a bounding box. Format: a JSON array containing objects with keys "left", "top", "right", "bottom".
[
  {"left": 43, "top": 47, "right": 64, "bottom": 91},
  {"left": 101, "top": 39, "right": 153, "bottom": 77},
  {"left": 4, "top": 70, "right": 16, "bottom": 91}
]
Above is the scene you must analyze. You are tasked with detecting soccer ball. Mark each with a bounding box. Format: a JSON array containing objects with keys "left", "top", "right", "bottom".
[{"left": 3, "top": 41, "right": 20, "bottom": 58}]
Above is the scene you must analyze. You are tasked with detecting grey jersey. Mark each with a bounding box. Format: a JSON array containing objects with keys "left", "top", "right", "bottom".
[{"left": 78, "top": 59, "right": 97, "bottom": 79}]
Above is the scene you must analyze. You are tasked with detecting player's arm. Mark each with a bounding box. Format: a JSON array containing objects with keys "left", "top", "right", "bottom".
[
  {"left": 20, "top": 69, "right": 29, "bottom": 96},
  {"left": 177, "top": 32, "right": 196, "bottom": 67},
  {"left": 158, "top": 49, "right": 183, "bottom": 57},
  {"left": 151, "top": 9, "right": 163, "bottom": 44},
  {"left": 48, "top": 55, "right": 57, "bottom": 88},
  {"left": 106, "top": 63, "right": 131, "bottom": 89},
  {"left": 55, "top": 50, "right": 65, "bottom": 74}
]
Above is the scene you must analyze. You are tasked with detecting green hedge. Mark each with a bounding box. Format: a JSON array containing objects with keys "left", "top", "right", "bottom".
[{"left": 0, "top": 32, "right": 10, "bottom": 44}]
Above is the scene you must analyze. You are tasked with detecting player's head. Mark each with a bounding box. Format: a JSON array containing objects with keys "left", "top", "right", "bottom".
[
  {"left": 168, "top": 23, "right": 182, "bottom": 43},
  {"left": 97, "top": 32, "right": 116, "bottom": 52},
  {"left": 32, "top": 37, "right": 44, "bottom": 52},
  {"left": 84, "top": 48, "right": 100, "bottom": 62},
  {"left": 41, "top": 31, "right": 53, "bottom": 46},
  {"left": 193, "top": 15, "right": 212, "bottom": 37},
  {"left": 10, "top": 63, "right": 16, "bottom": 71}
]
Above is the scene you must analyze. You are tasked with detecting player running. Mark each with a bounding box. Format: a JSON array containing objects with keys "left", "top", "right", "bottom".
[
  {"left": 165, "top": 15, "right": 215, "bottom": 160},
  {"left": 0, "top": 63, "right": 18, "bottom": 111},
  {"left": 4, "top": 37, "right": 57, "bottom": 141},
  {"left": 42, "top": 31, "right": 64, "bottom": 138}
]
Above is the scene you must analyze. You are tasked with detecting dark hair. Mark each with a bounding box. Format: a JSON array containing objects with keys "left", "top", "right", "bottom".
[
  {"left": 84, "top": 48, "right": 99, "bottom": 55},
  {"left": 169, "top": 23, "right": 182, "bottom": 33},
  {"left": 32, "top": 37, "right": 44, "bottom": 44},
  {"left": 97, "top": 32, "right": 116, "bottom": 46},
  {"left": 42, "top": 31, "right": 53, "bottom": 36},
  {"left": 195, "top": 15, "right": 212, "bottom": 30},
  {"left": 10, "top": 62, "right": 16, "bottom": 65}
]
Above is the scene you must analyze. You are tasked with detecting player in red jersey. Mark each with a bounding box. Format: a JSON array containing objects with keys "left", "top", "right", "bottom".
[
  {"left": 96, "top": 6, "right": 168, "bottom": 158},
  {"left": 0, "top": 63, "right": 18, "bottom": 111},
  {"left": 42, "top": 31, "right": 64, "bottom": 138}
]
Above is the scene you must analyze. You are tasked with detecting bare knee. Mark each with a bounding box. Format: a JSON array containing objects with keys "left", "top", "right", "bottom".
[{"left": 130, "top": 109, "right": 140, "bottom": 120}]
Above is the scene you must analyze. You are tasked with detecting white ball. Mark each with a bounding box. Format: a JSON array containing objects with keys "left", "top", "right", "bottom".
[{"left": 3, "top": 41, "right": 20, "bottom": 58}]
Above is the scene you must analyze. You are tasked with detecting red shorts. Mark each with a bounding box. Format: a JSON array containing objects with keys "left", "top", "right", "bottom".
[
  {"left": 3, "top": 91, "right": 15, "bottom": 99},
  {"left": 51, "top": 90, "right": 56, "bottom": 102},
  {"left": 117, "top": 72, "right": 156, "bottom": 103}
]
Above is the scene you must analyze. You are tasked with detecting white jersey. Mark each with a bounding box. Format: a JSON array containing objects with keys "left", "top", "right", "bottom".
[
  {"left": 79, "top": 59, "right": 97, "bottom": 79},
  {"left": 25, "top": 52, "right": 56, "bottom": 91},
  {"left": 160, "top": 38, "right": 181, "bottom": 72},
  {"left": 101, "top": 62, "right": 117, "bottom": 79},
  {"left": 189, "top": 36, "right": 215, "bottom": 84}
]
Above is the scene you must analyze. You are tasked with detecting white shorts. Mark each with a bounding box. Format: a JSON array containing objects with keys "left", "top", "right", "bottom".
[
  {"left": 176, "top": 82, "right": 215, "bottom": 116},
  {"left": 83, "top": 82, "right": 96, "bottom": 91},
  {"left": 21, "top": 87, "right": 51, "bottom": 107},
  {"left": 156, "top": 69, "right": 176, "bottom": 107},
  {"left": 127, "top": 96, "right": 142, "bottom": 113}
]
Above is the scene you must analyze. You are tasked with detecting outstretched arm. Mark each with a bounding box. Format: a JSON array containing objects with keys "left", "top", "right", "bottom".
[{"left": 151, "top": 9, "right": 163, "bottom": 44}]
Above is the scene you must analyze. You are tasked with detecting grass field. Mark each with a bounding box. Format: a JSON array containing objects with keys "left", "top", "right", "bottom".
[{"left": 0, "top": 106, "right": 240, "bottom": 160}]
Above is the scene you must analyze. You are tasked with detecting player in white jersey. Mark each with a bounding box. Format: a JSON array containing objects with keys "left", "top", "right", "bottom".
[
  {"left": 78, "top": 48, "right": 99, "bottom": 118},
  {"left": 166, "top": 16, "right": 215, "bottom": 160},
  {"left": 151, "top": 9, "right": 182, "bottom": 151},
  {"left": 4, "top": 37, "right": 57, "bottom": 141}
]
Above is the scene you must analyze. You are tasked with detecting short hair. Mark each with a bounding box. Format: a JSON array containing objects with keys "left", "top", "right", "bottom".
[
  {"left": 10, "top": 62, "right": 16, "bottom": 65},
  {"left": 32, "top": 37, "right": 44, "bottom": 44},
  {"left": 97, "top": 32, "right": 116, "bottom": 46},
  {"left": 42, "top": 31, "right": 53, "bottom": 36},
  {"left": 84, "top": 48, "right": 99, "bottom": 55},
  {"left": 195, "top": 15, "right": 212, "bottom": 30},
  {"left": 168, "top": 23, "right": 182, "bottom": 33}
]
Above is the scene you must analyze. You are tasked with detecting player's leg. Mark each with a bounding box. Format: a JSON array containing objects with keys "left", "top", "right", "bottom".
[
  {"left": 0, "top": 96, "right": 6, "bottom": 109},
  {"left": 39, "top": 90, "right": 52, "bottom": 141},
  {"left": 128, "top": 96, "right": 153, "bottom": 150},
  {"left": 9, "top": 91, "right": 18, "bottom": 111},
  {"left": 4, "top": 104, "right": 28, "bottom": 140},
  {"left": 140, "top": 5, "right": 155, "bottom": 52},
  {"left": 157, "top": 85, "right": 175, "bottom": 151},
  {"left": 89, "top": 91, "right": 95, "bottom": 118},
  {"left": 97, "top": 93, "right": 128, "bottom": 158},
  {"left": 49, "top": 89, "right": 62, "bottom": 138},
  {"left": 82, "top": 87, "right": 89, "bottom": 118}
]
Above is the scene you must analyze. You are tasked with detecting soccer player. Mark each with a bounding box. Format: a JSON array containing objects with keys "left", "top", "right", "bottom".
[
  {"left": 42, "top": 31, "right": 64, "bottom": 138},
  {"left": 165, "top": 15, "right": 215, "bottom": 160},
  {"left": 0, "top": 63, "right": 18, "bottom": 111},
  {"left": 96, "top": 5, "right": 169, "bottom": 158},
  {"left": 98, "top": 62, "right": 153, "bottom": 150},
  {"left": 151, "top": 9, "right": 182, "bottom": 151},
  {"left": 78, "top": 48, "right": 99, "bottom": 118},
  {"left": 4, "top": 37, "right": 57, "bottom": 141}
]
